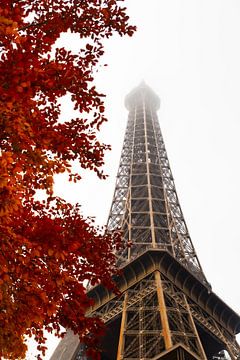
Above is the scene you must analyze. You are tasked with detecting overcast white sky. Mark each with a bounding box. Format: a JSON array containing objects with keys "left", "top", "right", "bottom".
[{"left": 27, "top": 0, "right": 240, "bottom": 358}]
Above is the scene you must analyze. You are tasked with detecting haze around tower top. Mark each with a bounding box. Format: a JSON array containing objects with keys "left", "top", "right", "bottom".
[{"left": 27, "top": 0, "right": 240, "bottom": 358}]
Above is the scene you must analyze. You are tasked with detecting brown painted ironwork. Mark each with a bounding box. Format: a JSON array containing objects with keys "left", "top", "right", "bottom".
[
  {"left": 51, "top": 83, "right": 240, "bottom": 360},
  {"left": 107, "top": 84, "right": 206, "bottom": 283}
]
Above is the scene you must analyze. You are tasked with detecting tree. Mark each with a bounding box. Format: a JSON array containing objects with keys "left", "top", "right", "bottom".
[{"left": 0, "top": 1, "right": 135, "bottom": 358}]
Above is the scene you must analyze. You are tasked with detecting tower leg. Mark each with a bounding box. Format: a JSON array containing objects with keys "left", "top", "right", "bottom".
[
  {"left": 155, "top": 271, "right": 172, "bottom": 349},
  {"left": 117, "top": 292, "right": 128, "bottom": 360}
]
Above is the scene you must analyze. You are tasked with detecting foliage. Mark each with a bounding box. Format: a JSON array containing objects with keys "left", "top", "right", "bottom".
[{"left": 0, "top": 0, "right": 135, "bottom": 358}]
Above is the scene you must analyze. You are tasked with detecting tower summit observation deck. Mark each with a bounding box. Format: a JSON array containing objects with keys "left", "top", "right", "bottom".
[{"left": 51, "top": 83, "right": 240, "bottom": 360}]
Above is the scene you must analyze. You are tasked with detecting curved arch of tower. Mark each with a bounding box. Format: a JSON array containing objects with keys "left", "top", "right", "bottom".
[{"left": 51, "top": 84, "right": 240, "bottom": 360}]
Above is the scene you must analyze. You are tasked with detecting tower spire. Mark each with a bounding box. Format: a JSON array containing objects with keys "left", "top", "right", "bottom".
[{"left": 108, "top": 82, "right": 206, "bottom": 285}]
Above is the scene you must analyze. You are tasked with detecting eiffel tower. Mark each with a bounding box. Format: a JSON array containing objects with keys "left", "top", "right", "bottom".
[{"left": 51, "top": 83, "right": 240, "bottom": 360}]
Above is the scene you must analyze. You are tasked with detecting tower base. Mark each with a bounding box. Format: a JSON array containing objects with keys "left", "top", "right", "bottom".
[{"left": 88, "top": 250, "right": 240, "bottom": 359}]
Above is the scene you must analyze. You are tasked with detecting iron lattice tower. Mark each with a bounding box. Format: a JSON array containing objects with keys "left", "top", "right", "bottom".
[{"left": 51, "top": 84, "right": 240, "bottom": 360}]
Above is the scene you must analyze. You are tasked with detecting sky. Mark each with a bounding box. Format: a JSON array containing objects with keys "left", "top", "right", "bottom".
[{"left": 27, "top": 0, "right": 240, "bottom": 358}]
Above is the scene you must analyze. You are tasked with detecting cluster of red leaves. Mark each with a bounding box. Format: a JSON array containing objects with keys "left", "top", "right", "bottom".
[
  {"left": 0, "top": 199, "right": 122, "bottom": 359},
  {"left": 0, "top": 0, "right": 135, "bottom": 358}
]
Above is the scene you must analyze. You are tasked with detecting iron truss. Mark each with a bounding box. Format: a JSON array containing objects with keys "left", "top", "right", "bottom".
[
  {"left": 107, "top": 84, "right": 207, "bottom": 284},
  {"left": 89, "top": 271, "right": 239, "bottom": 359}
]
